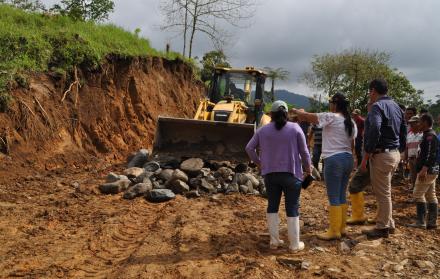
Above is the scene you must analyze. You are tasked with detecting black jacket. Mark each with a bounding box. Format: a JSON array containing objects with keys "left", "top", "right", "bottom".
[{"left": 416, "top": 128, "right": 439, "bottom": 174}]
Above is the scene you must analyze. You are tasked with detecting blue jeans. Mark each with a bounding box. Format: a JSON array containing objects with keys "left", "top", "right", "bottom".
[
  {"left": 264, "top": 172, "right": 302, "bottom": 217},
  {"left": 323, "top": 152, "right": 353, "bottom": 205}
]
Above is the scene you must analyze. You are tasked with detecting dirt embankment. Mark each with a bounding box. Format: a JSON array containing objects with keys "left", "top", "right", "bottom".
[{"left": 0, "top": 56, "right": 203, "bottom": 167}]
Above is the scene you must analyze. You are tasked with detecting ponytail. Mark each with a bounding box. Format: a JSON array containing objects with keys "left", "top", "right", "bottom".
[
  {"left": 271, "top": 110, "right": 288, "bottom": 130},
  {"left": 331, "top": 92, "right": 353, "bottom": 137}
]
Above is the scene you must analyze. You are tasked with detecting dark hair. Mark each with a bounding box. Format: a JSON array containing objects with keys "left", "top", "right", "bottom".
[
  {"left": 420, "top": 113, "right": 433, "bottom": 127},
  {"left": 398, "top": 104, "right": 406, "bottom": 111},
  {"left": 331, "top": 92, "right": 353, "bottom": 137},
  {"left": 406, "top": 107, "right": 417, "bottom": 115},
  {"left": 271, "top": 109, "right": 288, "bottom": 130},
  {"left": 420, "top": 108, "right": 428, "bottom": 114},
  {"left": 369, "top": 79, "right": 388, "bottom": 95}
]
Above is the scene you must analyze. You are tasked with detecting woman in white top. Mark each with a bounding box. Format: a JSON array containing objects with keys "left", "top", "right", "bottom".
[{"left": 292, "top": 93, "right": 357, "bottom": 240}]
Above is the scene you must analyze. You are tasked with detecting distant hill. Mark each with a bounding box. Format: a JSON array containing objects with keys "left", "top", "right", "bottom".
[{"left": 274, "top": 89, "right": 311, "bottom": 109}]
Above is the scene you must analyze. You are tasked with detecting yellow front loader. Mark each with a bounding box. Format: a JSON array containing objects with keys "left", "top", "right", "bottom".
[{"left": 153, "top": 67, "right": 271, "bottom": 161}]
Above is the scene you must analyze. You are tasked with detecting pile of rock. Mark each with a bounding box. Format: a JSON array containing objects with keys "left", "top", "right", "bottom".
[{"left": 99, "top": 150, "right": 266, "bottom": 203}]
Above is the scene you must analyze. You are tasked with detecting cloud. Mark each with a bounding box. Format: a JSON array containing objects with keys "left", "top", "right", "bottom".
[{"left": 40, "top": 0, "right": 440, "bottom": 99}]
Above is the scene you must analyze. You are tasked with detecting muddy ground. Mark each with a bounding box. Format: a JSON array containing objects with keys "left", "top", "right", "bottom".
[{"left": 1, "top": 155, "right": 439, "bottom": 279}]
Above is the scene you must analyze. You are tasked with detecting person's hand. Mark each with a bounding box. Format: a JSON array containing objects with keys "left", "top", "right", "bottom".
[
  {"left": 417, "top": 167, "right": 428, "bottom": 182},
  {"left": 360, "top": 158, "right": 368, "bottom": 173}
]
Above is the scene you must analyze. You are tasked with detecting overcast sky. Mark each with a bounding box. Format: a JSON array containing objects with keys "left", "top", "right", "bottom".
[{"left": 42, "top": 0, "right": 440, "bottom": 100}]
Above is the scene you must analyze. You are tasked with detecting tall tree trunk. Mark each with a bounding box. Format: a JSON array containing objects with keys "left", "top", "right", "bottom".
[
  {"left": 271, "top": 79, "right": 275, "bottom": 102},
  {"left": 182, "top": 0, "right": 188, "bottom": 56},
  {"left": 188, "top": 0, "right": 198, "bottom": 58}
]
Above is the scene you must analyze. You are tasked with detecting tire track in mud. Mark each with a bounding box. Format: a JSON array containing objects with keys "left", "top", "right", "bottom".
[{"left": 71, "top": 201, "right": 174, "bottom": 278}]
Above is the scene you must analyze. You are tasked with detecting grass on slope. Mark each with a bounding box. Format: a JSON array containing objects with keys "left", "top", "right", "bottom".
[{"left": 0, "top": 4, "right": 186, "bottom": 111}]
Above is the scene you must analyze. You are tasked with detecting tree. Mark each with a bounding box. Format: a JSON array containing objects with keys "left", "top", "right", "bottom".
[
  {"left": 263, "top": 67, "right": 290, "bottom": 102},
  {"left": 0, "top": 0, "right": 45, "bottom": 11},
  {"left": 301, "top": 49, "right": 423, "bottom": 113},
  {"left": 199, "top": 50, "right": 230, "bottom": 83},
  {"left": 160, "top": 0, "right": 257, "bottom": 58},
  {"left": 51, "top": 0, "right": 114, "bottom": 22}
]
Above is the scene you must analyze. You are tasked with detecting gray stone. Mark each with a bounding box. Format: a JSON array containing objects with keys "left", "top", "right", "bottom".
[
  {"left": 188, "top": 177, "right": 201, "bottom": 189},
  {"left": 171, "top": 169, "right": 189, "bottom": 183},
  {"left": 276, "top": 257, "right": 302, "bottom": 268},
  {"left": 123, "top": 167, "right": 144, "bottom": 178},
  {"left": 200, "top": 178, "right": 216, "bottom": 194},
  {"left": 99, "top": 179, "right": 131, "bottom": 194},
  {"left": 244, "top": 173, "right": 260, "bottom": 187},
  {"left": 158, "top": 169, "right": 174, "bottom": 181},
  {"left": 226, "top": 183, "right": 239, "bottom": 194},
  {"left": 143, "top": 161, "right": 161, "bottom": 172},
  {"left": 215, "top": 167, "right": 234, "bottom": 179},
  {"left": 200, "top": 168, "right": 211, "bottom": 177},
  {"left": 232, "top": 173, "right": 248, "bottom": 185},
  {"left": 152, "top": 181, "right": 166, "bottom": 189},
  {"left": 180, "top": 158, "right": 204, "bottom": 175},
  {"left": 239, "top": 185, "right": 249, "bottom": 193},
  {"left": 145, "top": 189, "right": 175, "bottom": 203},
  {"left": 185, "top": 190, "right": 201, "bottom": 199},
  {"left": 245, "top": 180, "right": 254, "bottom": 192},
  {"left": 123, "top": 182, "right": 153, "bottom": 199},
  {"left": 106, "top": 172, "right": 129, "bottom": 183},
  {"left": 133, "top": 171, "right": 154, "bottom": 184},
  {"left": 127, "top": 149, "right": 149, "bottom": 168},
  {"left": 168, "top": 179, "right": 190, "bottom": 194}
]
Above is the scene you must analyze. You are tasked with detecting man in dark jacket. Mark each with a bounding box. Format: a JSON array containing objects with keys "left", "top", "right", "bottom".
[
  {"left": 407, "top": 114, "right": 438, "bottom": 229},
  {"left": 361, "top": 79, "right": 407, "bottom": 239}
]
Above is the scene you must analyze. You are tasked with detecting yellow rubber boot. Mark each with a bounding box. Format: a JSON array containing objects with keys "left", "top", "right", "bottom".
[
  {"left": 341, "top": 203, "right": 348, "bottom": 236},
  {"left": 317, "top": 205, "right": 342, "bottom": 240},
  {"left": 347, "top": 192, "right": 368, "bottom": 225}
]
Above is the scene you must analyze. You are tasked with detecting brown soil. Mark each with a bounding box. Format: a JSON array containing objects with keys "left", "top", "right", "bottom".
[{"left": 0, "top": 57, "right": 439, "bottom": 278}]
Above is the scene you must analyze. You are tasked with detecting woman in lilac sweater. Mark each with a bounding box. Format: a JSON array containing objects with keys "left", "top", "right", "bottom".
[{"left": 246, "top": 100, "right": 312, "bottom": 252}]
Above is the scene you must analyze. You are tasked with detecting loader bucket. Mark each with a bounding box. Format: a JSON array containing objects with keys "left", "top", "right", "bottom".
[{"left": 152, "top": 116, "right": 255, "bottom": 162}]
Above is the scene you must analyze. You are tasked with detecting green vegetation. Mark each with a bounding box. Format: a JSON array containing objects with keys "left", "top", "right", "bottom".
[
  {"left": 301, "top": 49, "right": 424, "bottom": 114},
  {"left": 0, "top": 4, "right": 188, "bottom": 111}
]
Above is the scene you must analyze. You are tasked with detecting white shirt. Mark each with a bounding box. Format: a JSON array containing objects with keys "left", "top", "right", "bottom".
[
  {"left": 407, "top": 131, "right": 422, "bottom": 158},
  {"left": 317, "top": 112, "right": 357, "bottom": 159}
]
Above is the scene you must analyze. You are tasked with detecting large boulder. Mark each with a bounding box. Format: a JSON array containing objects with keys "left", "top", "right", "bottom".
[
  {"left": 171, "top": 169, "right": 189, "bottom": 183},
  {"left": 180, "top": 158, "right": 204, "bottom": 176},
  {"left": 244, "top": 173, "right": 260, "bottom": 187},
  {"left": 127, "top": 149, "right": 149, "bottom": 168},
  {"left": 133, "top": 171, "right": 154, "bottom": 184},
  {"left": 143, "top": 161, "right": 161, "bottom": 172},
  {"left": 158, "top": 169, "right": 174, "bottom": 182},
  {"left": 215, "top": 167, "right": 234, "bottom": 179},
  {"left": 99, "top": 179, "right": 131, "bottom": 194},
  {"left": 123, "top": 167, "right": 144, "bottom": 179},
  {"left": 200, "top": 178, "right": 216, "bottom": 194},
  {"left": 106, "top": 172, "right": 129, "bottom": 183},
  {"left": 145, "top": 189, "right": 176, "bottom": 203},
  {"left": 168, "top": 180, "right": 190, "bottom": 194},
  {"left": 123, "top": 181, "right": 153, "bottom": 200}
]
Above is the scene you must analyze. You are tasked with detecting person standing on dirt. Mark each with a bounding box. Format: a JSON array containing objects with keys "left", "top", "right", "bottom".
[
  {"left": 361, "top": 79, "right": 406, "bottom": 240},
  {"left": 246, "top": 100, "right": 312, "bottom": 252},
  {"left": 292, "top": 93, "right": 357, "bottom": 241},
  {"left": 407, "top": 114, "right": 438, "bottom": 229},
  {"left": 405, "top": 116, "right": 422, "bottom": 191},
  {"left": 352, "top": 109, "right": 365, "bottom": 167}
]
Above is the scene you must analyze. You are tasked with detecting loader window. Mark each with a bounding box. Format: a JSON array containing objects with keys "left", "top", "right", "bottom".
[{"left": 213, "top": 72, "right": 258, "bottom": 105}]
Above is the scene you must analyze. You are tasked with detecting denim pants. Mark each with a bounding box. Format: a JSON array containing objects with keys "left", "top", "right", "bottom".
[
  {"left": 323, "top": 152, "right": 354, "bottom": 205},
  {"left": 264, "top": 172, "right": 302, "bottom": 217}
]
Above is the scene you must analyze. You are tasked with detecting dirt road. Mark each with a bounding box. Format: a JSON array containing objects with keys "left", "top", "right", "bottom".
[{"left": 1, "top": 158, "right": 439, "bottom": 278}]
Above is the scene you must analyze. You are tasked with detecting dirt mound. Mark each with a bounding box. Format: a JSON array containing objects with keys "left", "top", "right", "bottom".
[{"left": 0, "top": 56, "right": 203, "bottom": 166}]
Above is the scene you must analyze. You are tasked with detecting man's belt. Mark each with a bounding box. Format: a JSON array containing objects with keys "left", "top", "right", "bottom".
[{"left": 373, "top": 148, "right": 398, "bottom": 154}]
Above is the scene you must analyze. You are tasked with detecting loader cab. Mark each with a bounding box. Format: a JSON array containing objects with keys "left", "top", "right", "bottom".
[{"left": 209, "top": 67, "right": 266, "bottom": 107}]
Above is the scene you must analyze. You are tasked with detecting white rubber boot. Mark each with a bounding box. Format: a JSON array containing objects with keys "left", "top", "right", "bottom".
[
  {"left": 266, "top": 213, "right": 284, "bottom": 249},
  {"left": 287, "top": 216, "right": 305, "bottom": 252}
]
